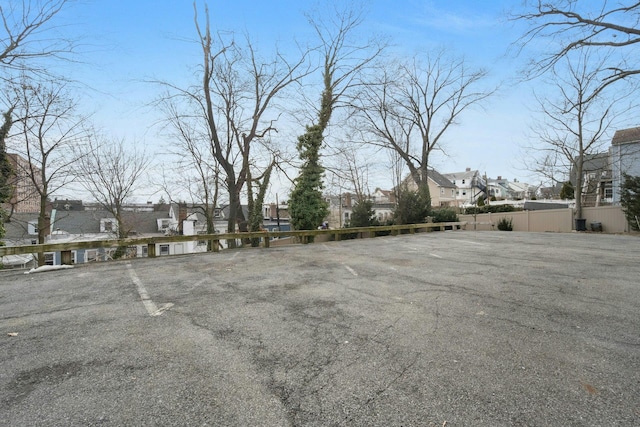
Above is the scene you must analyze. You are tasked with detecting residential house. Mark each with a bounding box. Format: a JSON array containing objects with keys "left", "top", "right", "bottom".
[
  {"left": 506, "top": 179, "right": 536, "bottom": 200},
  {"left": 402, "top": 169, "right": 458, "bottom": 207},
  {"left": 325, "top": 193, "right": 354, "bottom": 228},
  {"left": 370, "top": 188, "right": 396, "bottom": 223},
  {"left": 570, "top": 152, "right": 612, "bottom": 206},
  {"left": 324, "top": 190, "right": 396, "bottom": 227},
  {"left": 442, "top": 168, "right": 485, "bottom": 206},
  {"left": 486, "top": 176, "right": 511, "bottom": 200},
  {"left": 1, "top": 200, "right": 278, "bottom": 268},
  {"left": 263, "top": 201, "right": 292, "bottom": 232},
  {"left": 610, "top": 126, "right": 640, "bottom": 204}
]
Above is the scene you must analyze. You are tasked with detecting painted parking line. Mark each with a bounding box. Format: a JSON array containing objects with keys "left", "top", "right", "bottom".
[
  {"left": 344, "top": 264, "right": 358, "bottom": 276},
  {"left": 126, "top": 264, "right": 173, "bottom": 316},
  {"left": 430, "top": 253, "right": 443, "bottom": 259}
]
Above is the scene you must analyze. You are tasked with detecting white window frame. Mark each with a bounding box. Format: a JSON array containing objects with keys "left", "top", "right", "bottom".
[
  {"left": 28, "top": 221, "right": 39, "bottom": 235},
  {"left": 159, "top": 244, "right": 170, "bottom": 256},
  {"left": 44, "top": 252, "right": 55, "bottom": 266}
]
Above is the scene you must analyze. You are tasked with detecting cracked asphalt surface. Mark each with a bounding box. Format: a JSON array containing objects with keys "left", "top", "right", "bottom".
[{"left": 1, "top": 231, "right": 639, "bottom": 426}]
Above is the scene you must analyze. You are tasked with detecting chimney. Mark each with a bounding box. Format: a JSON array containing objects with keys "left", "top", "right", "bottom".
[
  {"left": 497, "top": 176, "right": 502, "bottom": 180},
  {"left": 178, "top": 202, "right": 188, "bottom": 234},
  {"left": 465, "top": 167, "right": 471, "bottom": 172}
]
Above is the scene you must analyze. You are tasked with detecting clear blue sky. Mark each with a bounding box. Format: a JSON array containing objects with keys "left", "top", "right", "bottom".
[{"left": 39, "top": 0, "right": 634, "bottom": 200}]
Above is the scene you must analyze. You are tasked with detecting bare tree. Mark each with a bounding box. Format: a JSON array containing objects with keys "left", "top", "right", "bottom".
[
  {"left": 1, "top": 0, "right": 76, "bottom": 242},
  {"left": 158, "top": 4, "right": 311, "bottom": 248},
  {"left": 157, "top": 98, "right": 224, "bottom": 245},
  {"left": 524, "top": 49, "right": 631, "bottom": 221},
  {"left": 0, "top": 0, "right": 75, "bottom": 77},
  {"left": 6, "top": 78, "right": 89, "bottom": 263},
  {"left": 514, "top": 1, "right": 640, "bottom": 96},
  {"left": 354, "top": 51, "right": 494, "bottom": 204},
  {"left": 75, "top": 135, "right": 151, "bottom": 240},
  {"left": 325, "top": 141, "right": 372, "bottom": 201}
]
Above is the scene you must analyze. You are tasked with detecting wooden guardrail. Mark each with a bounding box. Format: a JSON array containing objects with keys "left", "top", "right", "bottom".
[{"left": 0, "top": 221, "right": 467, "bottom": 261}]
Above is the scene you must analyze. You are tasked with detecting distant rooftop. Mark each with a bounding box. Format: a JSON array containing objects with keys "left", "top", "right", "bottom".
[{"left": 611, "top": 126, "right": 640, "bottom": 145}]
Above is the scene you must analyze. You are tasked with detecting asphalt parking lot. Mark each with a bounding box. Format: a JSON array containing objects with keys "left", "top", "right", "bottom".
[{"left": 1, "top": 231, "right": 639, "bottom": 426}]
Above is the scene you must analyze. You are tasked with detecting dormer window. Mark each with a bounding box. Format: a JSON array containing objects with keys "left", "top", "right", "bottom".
[{"left": 100, "top": 218, "right": 117, "bottom": 233}]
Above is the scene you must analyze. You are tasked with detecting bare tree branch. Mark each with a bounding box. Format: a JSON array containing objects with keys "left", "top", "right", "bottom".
[
  {"left": 353, "top": 50, "right": 495, "bottom": 202},
  {"left": 513, "top": 1, "right": 640, "bottom": 91}
]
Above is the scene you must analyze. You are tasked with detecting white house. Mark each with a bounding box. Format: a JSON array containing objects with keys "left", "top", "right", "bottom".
[
  {"left": 610, "top": 126, "right": 640, "bottom": 204},
  {"left": 442, "top": 168, "right": 486, "bottom": 205}
]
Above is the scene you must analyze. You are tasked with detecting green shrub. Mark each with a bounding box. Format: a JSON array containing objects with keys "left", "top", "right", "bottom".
[
  {"left": 497, "top": 217, "right": 513, "bottom": 231},
  {"left": 463, "top": 204, "right": 518, "bottom": 215},
  {"left": 560, "top": 181, "right": 575, "bottom": 199},
  {"left": 349, "top": 199, "right": 379, "bottom": 228},
  {"left": 394, "top": 186, "right": 431, "bottom": 224},
  {"left": 432, "top": 208, "right": 459, "bottom": 223},
  {"left": 620, "top": 173, "right": 640, "bottom": 231}
]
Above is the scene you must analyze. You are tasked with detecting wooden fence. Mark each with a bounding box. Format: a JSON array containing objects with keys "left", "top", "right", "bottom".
[
  {"left": 0, "top": 221, "right": 467, "bottom": 265},
  {"left": 459, "top": 205, "right": 631, "bottom": 233}
]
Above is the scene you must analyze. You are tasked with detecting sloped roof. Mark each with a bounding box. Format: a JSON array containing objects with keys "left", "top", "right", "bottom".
[
  {"left": 428, "top": 169, "right": 456, "bottom": 188},
  {"left": 612, "top": 127, "right": 640, "bottom": 145},
  {"left": 2, "top": 213, "right": 38, "bottom": 243},
  {"left": 442, "top": 169, "right": 479, "bottom": 182},
  {"left": 50, "top": 209, "right": 164, "bottom": 235},
  {"left": 582, "top": 153, "right": 609, "bottom": 172},
  {"left": 51, "top": 210, "right": 101, "bottom": 233}
]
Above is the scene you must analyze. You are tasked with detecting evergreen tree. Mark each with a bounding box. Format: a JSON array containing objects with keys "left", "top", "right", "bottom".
[
  {"left": 350, "top": 199, "right": 378, "bottom": 228},
  {"left": 394, "top": 185, "right": 431, "bottom": 225},
  {"left": 559, "top": 181, "right": 575, "bottom": 199},
  {"left": 289, "top": 125, "right": 328, "bottom": 231},
  {"left": 620, "top": 173, "right": 640, "bottom": 231}
]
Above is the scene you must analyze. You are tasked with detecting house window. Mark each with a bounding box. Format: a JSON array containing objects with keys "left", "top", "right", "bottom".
[
  {"left": 159, "top": 244, "right": 170, "bottom": 256},
  {"left": 86, "top": 249, "right": 99, "bottom": 262},
  {"left": 440, "top": 188, "right": 444, "bottom": 195},
  {"left": 44, "top": 253, "right": 54, "bottom": 266},
  {"left": 462, "top": 179, "right": 466, "bottom": 184},
  {"left": 604, "top": 188, "right": 613, "bottom": 199},
  {"left": 344, "top": 212, "right": 350, "bottom": 220},
  {"left": 28, "top": 221, "right": 39, "bottom": 235},
  {"left": 101, "top": 218, "right": 117, "bottom": 233},
  {"left": 456, "top": 190, "right": 460, "bottom": 196},
  {"left": 462, "top": 191, "right": 467, "bottom": 196},
  {"left": 197, "top": 231, "right": 207, "bottom": 246},
  {"left": 214, "top": 209, "right": 221, "bottom": 218},
  {"left": 141, "top": 246, "right": 148, "bottom": 257},
  {"left": 451, "top": 189, "right": 454, "bottom": 196}
]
